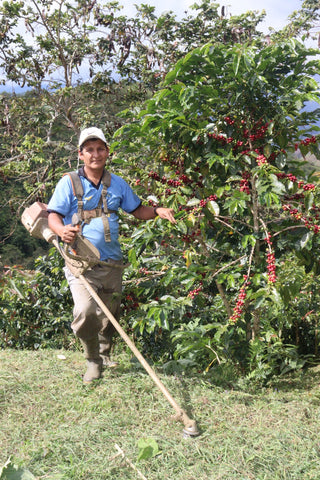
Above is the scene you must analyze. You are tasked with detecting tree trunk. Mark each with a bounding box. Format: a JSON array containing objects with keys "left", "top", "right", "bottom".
[
  {"left": 251, "top": 309, "right": 260, "bottom": 340},
  {"left": 215, "top": 281, "right": 233, "bottom": 318}
]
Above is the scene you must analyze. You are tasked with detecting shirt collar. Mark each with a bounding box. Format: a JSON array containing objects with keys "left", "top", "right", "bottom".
[{"left": 78, "top": 167, "right": 103, "bottom": 189}]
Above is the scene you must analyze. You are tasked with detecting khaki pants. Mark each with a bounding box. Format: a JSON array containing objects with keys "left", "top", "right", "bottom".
[{"left": 64, "top": 262, "right": 123, "bottom": 353}]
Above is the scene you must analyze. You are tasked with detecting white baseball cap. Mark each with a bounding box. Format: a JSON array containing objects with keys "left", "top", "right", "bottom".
[{"left": 78, "top": 127, "right": 107, "bottom": 148}]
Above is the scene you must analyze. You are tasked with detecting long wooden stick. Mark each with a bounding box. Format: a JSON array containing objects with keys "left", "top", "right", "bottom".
[{"left": 77, "top": 271, "right": 198, "bottom": 434}]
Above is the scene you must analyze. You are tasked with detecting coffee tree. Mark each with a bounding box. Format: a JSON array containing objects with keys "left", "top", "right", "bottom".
[{"left": 114, "top": 37, "right": 320, "bottom": 376}]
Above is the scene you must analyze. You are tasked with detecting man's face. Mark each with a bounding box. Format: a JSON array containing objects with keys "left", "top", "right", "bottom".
[{"left": 79, "top": 139, "right": 109, "bottom": 171}]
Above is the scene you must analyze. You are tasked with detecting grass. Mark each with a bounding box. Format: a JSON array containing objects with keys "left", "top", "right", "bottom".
[{"left": 1, "top": 347, "right": 320, "bottom": 479}]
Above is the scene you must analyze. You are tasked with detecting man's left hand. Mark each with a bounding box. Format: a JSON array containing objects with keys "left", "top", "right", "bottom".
[{"left": 155, "top": 207, "right": 177, "bottom": 224}]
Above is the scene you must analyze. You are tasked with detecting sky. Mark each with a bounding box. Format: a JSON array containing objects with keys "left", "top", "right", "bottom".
[{"left": 125, "top": 0, "right": 304, "bottom": 32}]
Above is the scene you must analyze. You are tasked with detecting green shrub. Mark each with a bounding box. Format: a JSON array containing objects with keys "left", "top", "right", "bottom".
[{"left": 0, "top": 248, "right": 74, "bottom": 349}]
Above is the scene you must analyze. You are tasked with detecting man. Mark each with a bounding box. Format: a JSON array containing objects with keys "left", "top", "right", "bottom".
[{"left": 47, "top": 127, "right": 176, "bottom": 383}]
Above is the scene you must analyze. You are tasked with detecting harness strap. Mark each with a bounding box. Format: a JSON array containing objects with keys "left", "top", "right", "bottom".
[
  {"left": 101, "top": 170, "right": 111, "bottom": 215},
  {"left": 65, "top": 172, "right": 85, "bottom": 234},
  {"left": 99, "top": 170, "right": 112, "bottom": 243}
]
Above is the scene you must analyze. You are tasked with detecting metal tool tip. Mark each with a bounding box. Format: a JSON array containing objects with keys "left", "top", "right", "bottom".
[{"left": 182, "top": 423, "right": 200, "bottom": 438}]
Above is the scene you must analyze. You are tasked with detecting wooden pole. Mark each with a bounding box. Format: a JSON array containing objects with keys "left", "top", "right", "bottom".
[{"left": 77, "top": 271, "right": 198, "bottom": 436}]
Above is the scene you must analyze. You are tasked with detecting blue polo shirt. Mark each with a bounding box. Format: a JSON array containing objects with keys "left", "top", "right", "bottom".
[{"left": 47, "top": 169, "right": 141, "bottom": 261}]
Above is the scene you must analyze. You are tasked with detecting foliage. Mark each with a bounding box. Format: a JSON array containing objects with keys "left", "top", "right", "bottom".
[
  {"left": 0, "top": 175, "right": 49, "bottom": 267},
  {"left": 0, "top": 0, "right": 267, "bottom": 193},
  {"left": 0, "top": 0, "right": 266, "bottom": 90},
  {"left": 277, "top": 0, "right": 320, "bottom": 41},
  {"left": 137, "top": 438, "right": 161, "bottom": 462},
  {"left": 1, "top": 0, "right": 320, "bottom": 379},
  {"left": 0, "top": 248, "right": 73, "bottom": 349},
  {"left": 0, "top": 0, "right": 270, "bottom": 265},
  {"left": 114, "top": 33, "right": 320, "bottom": 378},
  {"left": 278, "top": 255, "right": 320, "bottom": 355},
  {"left": 0, "top": 458, "right": 36, "bottom": 480}
]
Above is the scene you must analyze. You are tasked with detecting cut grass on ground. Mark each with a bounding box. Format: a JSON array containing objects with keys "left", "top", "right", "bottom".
[{"left": 1, "top": 348, "right": 320, "bottom": 480}]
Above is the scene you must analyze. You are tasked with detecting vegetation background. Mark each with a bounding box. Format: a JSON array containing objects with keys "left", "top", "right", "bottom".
[{"left": 1, "top": 0, "right": 320, "bottom": 477}]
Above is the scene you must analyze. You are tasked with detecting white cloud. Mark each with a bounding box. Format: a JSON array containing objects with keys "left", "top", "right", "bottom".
[
  {"left": 125, "top": 0, "right": 304, "bottom": 32},
  {"left": 220, "top": 0, "right": 303, "bottom": 31}
]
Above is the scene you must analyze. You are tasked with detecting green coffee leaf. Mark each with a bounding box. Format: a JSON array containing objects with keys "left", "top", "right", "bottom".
[{"left": 137, "top": 438, "right": 161, "bottom": 461}]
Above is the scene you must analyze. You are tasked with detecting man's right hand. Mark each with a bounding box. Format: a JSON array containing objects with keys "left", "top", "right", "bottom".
[
  {"left": 48, "top": 212, "right": 80, "bottom": 244},
  {"left": 59, "top": 225, "right": 80, "bottom": 244}
]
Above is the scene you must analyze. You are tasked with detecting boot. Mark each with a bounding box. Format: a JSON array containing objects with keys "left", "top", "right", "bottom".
[
  {"left": 80, "top": 337, "right": 103, "bottom": 384},
  {"left": 101, "top": 355, "right": 119, "bottom": 368},
  {"left": 98, "top": 333, "right": 119, "bottom": 368}
]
